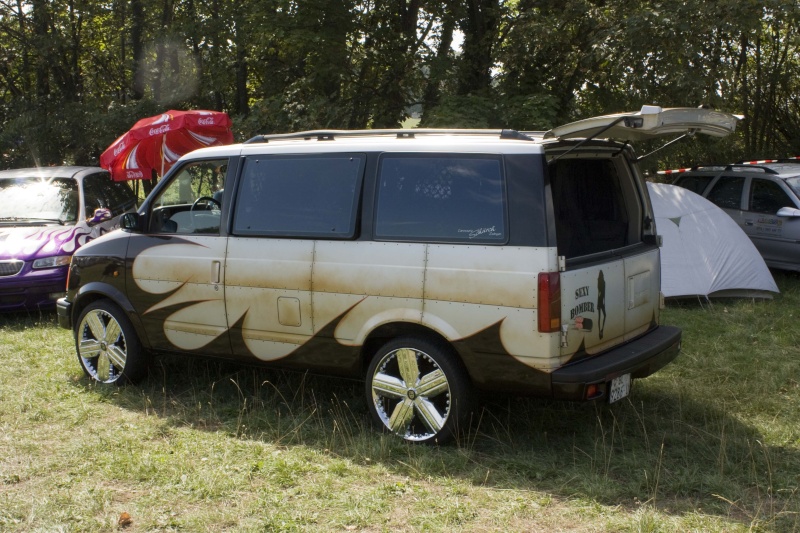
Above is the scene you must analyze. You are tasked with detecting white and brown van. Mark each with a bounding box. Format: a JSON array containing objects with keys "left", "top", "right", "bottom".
[{"left": 58, "top": 106, "right": 739, "bottom": 443}]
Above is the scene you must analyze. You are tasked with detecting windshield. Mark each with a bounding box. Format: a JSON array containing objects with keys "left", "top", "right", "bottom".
[
  {"left": 0, "top": 177, "right": 79, "bottom": 223},
  {"left": 784, "top": 176, "right": 800, "bottom": 198}
]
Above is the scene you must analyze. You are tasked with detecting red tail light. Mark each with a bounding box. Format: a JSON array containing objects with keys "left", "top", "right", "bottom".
[{"left": 538, "top": 272, "right": 561, "bottom": 333}]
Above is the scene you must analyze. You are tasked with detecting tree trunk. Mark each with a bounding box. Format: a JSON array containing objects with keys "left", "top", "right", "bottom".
[
  {"left": 131, "top": 0, "right": 145, "bottom": 100},
  {"left": 457, "top": 0, "right": 498, "bottom": 97}
]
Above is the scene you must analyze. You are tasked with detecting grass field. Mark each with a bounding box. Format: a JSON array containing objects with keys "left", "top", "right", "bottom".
[{"left": 1, "top": 272, "right": 799, "bottom": 532}]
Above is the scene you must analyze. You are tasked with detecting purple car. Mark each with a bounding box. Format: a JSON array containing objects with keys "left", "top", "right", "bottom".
[{"left": 0, "top": 166, "right": 137, "bottom": 312}]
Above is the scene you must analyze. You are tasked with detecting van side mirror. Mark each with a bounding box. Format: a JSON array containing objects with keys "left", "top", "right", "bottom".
[
  {"left": 120, "top": 212, "right": 142, "bottom": 231},
  {"left": 777, "top": 207, "right": 800, "bottom": 217}
]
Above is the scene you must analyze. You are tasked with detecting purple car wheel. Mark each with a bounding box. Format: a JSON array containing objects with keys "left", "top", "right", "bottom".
[{"left": 75, "top": 300, "right": 147, "bottom": 385}]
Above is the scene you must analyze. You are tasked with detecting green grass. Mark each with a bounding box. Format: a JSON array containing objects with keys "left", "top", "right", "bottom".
[{"left": 2, "top": 272, "right": 800, "bottom": 531}]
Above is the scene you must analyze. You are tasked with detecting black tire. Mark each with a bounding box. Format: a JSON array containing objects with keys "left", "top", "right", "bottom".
[
  {"left": 365, "top": 336, "right": 472, "bottom": 444},
  {"left": 74, "top": 300, "right": 148, "bottom": 385}
]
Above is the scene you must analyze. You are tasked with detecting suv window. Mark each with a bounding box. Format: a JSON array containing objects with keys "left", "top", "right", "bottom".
[
  {"left": 233, "top": 155, "right": 364, "bottom": 237},
  {"left": 673, "top": 174, "right": 714, "bottom": 195},
  {"left": 749, "top": 178, "right": 793, "bottom": 214},
  {"left": 374, "top": 154, "right": 506, "bottom": 243},
  {"left": 706, "top": 176, "right": 744, "bottom": 210}
]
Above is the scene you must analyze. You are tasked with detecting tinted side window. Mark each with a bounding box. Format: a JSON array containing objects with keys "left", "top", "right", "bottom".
[
  {"left": 375, "top": 155, "right": 506, "bottom": 243},
  {"left": 749, "top": 179, "right": 794, "bottom": 214},
  {"left": 673, "top": 174, "right": 714, "bottom": 195},
  {"left": 233, "top": 155, "right": 364, "bottom": 238},
  {"left": 706, "top": 176, "right": 744, "bottom": 210},
  {"left": 82, "top": 173, "right": 137, "bottom": 218}
]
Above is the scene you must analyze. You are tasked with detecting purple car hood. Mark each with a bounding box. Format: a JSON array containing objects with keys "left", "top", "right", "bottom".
[{"left": 0, "top": 224, "right": 92, "bottom": 261}]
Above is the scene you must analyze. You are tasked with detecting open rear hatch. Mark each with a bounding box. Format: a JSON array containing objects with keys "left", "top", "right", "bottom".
[
  {"left": 544, "top": 105, "right": 741, "bottom": 141},
  {"left": 543, "top": 105, "right": 741, "bottom": 368}
]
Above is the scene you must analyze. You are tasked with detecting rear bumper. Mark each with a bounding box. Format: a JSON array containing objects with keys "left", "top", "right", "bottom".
[{"left": 551, "top": 325, "right": 681, "bottom": 400}]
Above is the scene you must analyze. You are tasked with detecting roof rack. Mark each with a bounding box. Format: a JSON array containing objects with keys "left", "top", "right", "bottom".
[
  {"left": 658, "top": 163, "right": 781, "bottom": 175},
  {"left": 725, "top": 164, "right": 780, "bottom": 174},
  {"left": 243, "top": 128, "right": 534, "bottom": 144}
]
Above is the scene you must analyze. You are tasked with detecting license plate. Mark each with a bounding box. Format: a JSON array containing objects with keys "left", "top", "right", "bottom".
[{"left": 608, "top": 374, "right": 631, "bottom": 403}]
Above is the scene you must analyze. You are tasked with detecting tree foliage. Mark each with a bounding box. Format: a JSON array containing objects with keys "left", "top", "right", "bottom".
[{"left": 1, "top": 0, "right": 799, "bottom": 169}]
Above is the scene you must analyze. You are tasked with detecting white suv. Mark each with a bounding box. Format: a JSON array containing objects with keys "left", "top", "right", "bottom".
[{"left": 58, "top": 107, "right": 738, "bottom": 443}]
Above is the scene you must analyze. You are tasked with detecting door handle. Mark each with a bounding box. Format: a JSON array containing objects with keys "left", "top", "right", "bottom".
[
  {"left": 211, "top": 261, "right": 221, "bottom": 284},
  {"left": 744, "top": 220, "right": 754, "bottom": 226}
]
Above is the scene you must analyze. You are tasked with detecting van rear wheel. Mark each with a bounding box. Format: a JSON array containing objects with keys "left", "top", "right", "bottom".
[
  {"left": 75, "top": 300, "right": 147, "bottom": 385},
  {"left": 366, "top": 336, "right": 471, "bottom": 444}
]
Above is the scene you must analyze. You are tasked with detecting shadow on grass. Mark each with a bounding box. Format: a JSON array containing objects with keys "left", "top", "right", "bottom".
[{"left": 73, "top": 352, "right": 799, "bottom": 531}]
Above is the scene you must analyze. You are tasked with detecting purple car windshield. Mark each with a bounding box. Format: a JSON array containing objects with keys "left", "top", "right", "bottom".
[{"left": 0, "top": 177, "right": 79, "bottom": 224}]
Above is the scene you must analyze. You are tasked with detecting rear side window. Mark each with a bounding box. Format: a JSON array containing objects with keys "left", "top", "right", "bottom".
[
  {"left": 375, "top": 155, "right": 506, "bottom": 243},
  {"left": 673, "top": 174, "right": 713, "bottom": 195},
  {"left": 706, "top": 176, "right": 745, "bottom": 210},
  {"left": 233, "top": 155, "right": 364, "bottom": 238}
]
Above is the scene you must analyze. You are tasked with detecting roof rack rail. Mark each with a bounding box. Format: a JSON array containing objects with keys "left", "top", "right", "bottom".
[
  {"left": 658, "top": 163, "right": 782, "bottom": 175},
  {"left": 724, "top": 164, "right": 780, "bottom": 174},
  {"left": 243, "top": 128, "right": 534, "bottom": 144}
]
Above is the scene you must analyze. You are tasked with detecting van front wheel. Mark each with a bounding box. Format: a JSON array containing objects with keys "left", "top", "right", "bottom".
[
  {"left": 366, "top": 337, "right": 471, "bottom": 444},
  {"left": 75, "top": 300, "right": 147, "bottom": 386}
]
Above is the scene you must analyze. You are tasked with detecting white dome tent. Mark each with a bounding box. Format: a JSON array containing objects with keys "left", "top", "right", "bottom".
[{"left": 647, "top": 182, "right": 779, "bottom": 299}]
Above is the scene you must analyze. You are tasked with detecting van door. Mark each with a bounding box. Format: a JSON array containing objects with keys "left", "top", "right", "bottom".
[
  {"left": 740, "top": 177, "right": 800, "bottom": 267},
  {"left": 550, "top": 155, "right": 642, "bottom": 357},
  {"left": 128, "top": 159, "right": 231, "bottom": 355},
  {"left": 224, "top": 154, "right": 365, "bottom": 363},
  {"left": 546, "top": 106, "right": 741, "bottom": 359}
]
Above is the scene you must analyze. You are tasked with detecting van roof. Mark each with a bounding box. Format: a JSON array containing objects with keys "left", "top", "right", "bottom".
[{"left": 182, "top": 129, "right": 556, "bottom": 160}]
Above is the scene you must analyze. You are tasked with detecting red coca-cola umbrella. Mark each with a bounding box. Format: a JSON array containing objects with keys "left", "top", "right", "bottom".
[{"left": 100, "top": 110, "right": 234, "bottom": 182}]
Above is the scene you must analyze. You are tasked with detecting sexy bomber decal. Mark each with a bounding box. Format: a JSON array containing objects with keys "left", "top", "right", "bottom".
[{"left": 569, "top": 270, "right": 607, "bottom": 340}]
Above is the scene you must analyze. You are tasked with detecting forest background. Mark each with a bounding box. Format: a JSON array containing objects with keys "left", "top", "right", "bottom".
[{"left": 1, "top": 0, "right": 799, "bottom": 175}]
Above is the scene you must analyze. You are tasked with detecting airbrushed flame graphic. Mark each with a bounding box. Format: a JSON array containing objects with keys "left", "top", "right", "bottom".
[
  {"left": 132, "top": 241, "right": 229, "bottom": 351},
  {"left": 129, "top": 241, "right": 547, "bottom": 368},
  {"left": 0, "top": 223, "right": 95, "bottom": 260}
]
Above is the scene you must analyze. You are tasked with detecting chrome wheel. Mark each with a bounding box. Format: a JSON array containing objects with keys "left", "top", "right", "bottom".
[
  {"left": 77, "top": 307, "right": 129, "bottom": 384},
  {"left": 75, "top": 300, "right": 147, "bottom": 385},
  {"left": 369, "top": 344, "right": 454, "bottom": 442}
]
